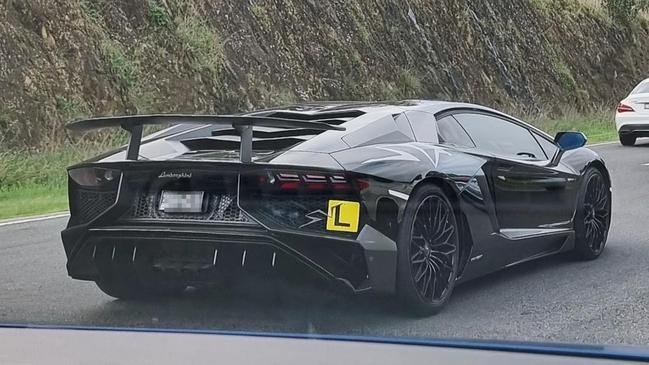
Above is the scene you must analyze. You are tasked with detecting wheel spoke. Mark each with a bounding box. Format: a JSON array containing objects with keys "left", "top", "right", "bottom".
[
  {"left": 430, "top": 254, "right": 454, "bottom": 271},
  {"left": 414, "top": 220, "right": 429, "bottom": 238},
  {"left": 429, "top": 271, "right": 438, "bottom": 298},
  {"left": 409, "top": 195, "right": 458, "bottom": 303},
  {"left": 411, "top": 235, "right": 427, "bottom": 250},
  {"left": 436, "top": 224, "right": 455, "bottom": 244},
  {"left": 422, "top": 262, "right": 434, "bottom": 297},
  {"left": 411, "top": 250, "right": 426, "bottom": 264},
  {"left": 582, "top": 173, "right": 609, "bottom": 254},
  {"left": 430, "top": 247, "right": 456, "bottom": 258},
  {"left": 414, "top": 262, "right": 427, "bottom": 282},
  {"left": 434, "top": 207, "right": 449, "bottom": 237}
]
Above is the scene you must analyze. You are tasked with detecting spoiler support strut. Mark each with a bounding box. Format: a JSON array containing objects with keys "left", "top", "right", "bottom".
[
  {"left": 124, "top": 123, "right": 143, "bottom": 161},
  {"left": 236, "top": 125, "right": 253, "bottom": 163},
  {"left": 67, "top": 114, "right": 345, "bottom": 163}
]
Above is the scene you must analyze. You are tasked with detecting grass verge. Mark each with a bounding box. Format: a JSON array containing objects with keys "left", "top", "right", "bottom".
[
  {"left": 0, "top": 146, "right": 99, "bottom": 220},
  {"left": 0, "top": 111, "right": 618, "bottom": 220},
  {"left": 0, "top": 185, "right": 68, "bottom": 220},
  {"left": 526, "top": 110, "right": 618, "bottom": 143}
]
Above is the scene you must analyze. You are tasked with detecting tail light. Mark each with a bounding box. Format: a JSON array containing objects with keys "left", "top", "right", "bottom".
[
  {"left": 239, "top": 171, "right": 368, "bottom": 236},
  {"left": 69, "top": 167, "right": 120, "bottom": 188},
  {"left": 617, "top": 103, "right": 634, "bottom": 113},
  {"left": 252, "top": 171, "right": 368, "bottom": 194}
]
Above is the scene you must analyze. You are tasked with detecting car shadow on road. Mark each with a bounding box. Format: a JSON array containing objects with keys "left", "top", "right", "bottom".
[{"left": 72, "top": 247, "right": 610, "bottom": 335}]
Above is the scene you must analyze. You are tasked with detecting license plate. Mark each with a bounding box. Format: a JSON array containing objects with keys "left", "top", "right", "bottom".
[{"left": 159, "top": 191, "right": 205, "bottom": 213}]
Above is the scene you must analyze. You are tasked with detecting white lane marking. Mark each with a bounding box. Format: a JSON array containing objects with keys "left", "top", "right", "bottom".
[
  {"left": 0, "top": 212, "right": 70, "bottom": 227},
  {"left": 388, "top": 189, "right": 410, "bottom": 201},
  {"left": 642, "top": 163, "right": 649, "bottom": 166},
  {"left": 588, "top": 141, "right": 618, "bottom": 147}
]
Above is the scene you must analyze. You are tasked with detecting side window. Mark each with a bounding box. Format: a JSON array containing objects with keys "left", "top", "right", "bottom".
[
  {"left": 532, "top": 132, "right": 558, "bottom": 160},
  {"left": 436, "top": 116, "right": 474, "bottom": 147},
  {"left": 453, "top": 113, "right": 546, "bottom": 160},
  {"left": 405, "top": 111, "right": 438, "bottom": 143}
]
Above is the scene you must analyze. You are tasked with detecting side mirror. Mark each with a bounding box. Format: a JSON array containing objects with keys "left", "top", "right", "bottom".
[{"left": 554, "top": 132, "right": 587, "bottom": 151}]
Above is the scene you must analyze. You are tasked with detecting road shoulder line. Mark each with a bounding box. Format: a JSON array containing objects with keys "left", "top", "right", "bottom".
[
  {"left": 588, "top": 141, "right": 618, "bottom": 147},
  {"left": 0, "top": 212, "right": 70, "bottom": 227}
]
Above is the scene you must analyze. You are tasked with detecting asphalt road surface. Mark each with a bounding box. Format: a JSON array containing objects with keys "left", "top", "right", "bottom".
[{"left": 2, "top": 141, "right": 649, "bottom": 346}]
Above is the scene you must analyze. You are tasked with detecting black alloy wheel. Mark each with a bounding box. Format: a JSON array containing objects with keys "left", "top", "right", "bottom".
[
  {"left": 573, "top": 168, "right": 611, "bottom": 260},
  {"left": 397, "top": 184, "right": 459, "bottom": 316}
]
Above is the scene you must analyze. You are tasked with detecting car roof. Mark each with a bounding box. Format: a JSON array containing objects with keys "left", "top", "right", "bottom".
[
  {"left": 244, "top": 100, "right": 498, "bottom": 117},
  {"left": 242, "top": 100, "right": 551, "bottom": 137}
]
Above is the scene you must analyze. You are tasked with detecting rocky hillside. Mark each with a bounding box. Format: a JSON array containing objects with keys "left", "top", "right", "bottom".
[{"left": 1, "top": 0, "right": 648, "bottom": 149}]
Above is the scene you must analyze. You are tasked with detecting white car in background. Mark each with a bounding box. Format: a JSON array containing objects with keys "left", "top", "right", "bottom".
[{"left": 616, "top": 78, "right": 649, "bottom": 146}]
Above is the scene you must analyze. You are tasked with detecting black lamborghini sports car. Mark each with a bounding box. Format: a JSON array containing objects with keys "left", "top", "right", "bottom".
[{"left": 61, "top": 101, "right": 611, "bottom": 314}]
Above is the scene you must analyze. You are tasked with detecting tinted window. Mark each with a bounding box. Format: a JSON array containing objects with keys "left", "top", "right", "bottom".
[
  {"left": 454, "top": 113, "right": 545, "bottom": 160},
  {"left": 405, "top": 111, "right": 438, "bottom": 143},
  {"left": 436, "top": 116, "right": 474, "bottom": 147},
  {"left": 532, "top": 132, "right": 558, "bottom": 160}
]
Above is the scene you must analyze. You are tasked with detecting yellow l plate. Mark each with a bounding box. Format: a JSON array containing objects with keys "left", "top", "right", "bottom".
[{"left": 326, "top": 200, "right": 360, "bottom": 233}]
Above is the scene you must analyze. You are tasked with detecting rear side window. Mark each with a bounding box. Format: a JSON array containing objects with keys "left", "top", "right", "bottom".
[
  {"left": 405, "top": 111, "right": 438, "bottom": 143},
  {"left": 454, "top": 113, "right": 545, "bottom": 160},
  {"left": 436, "top": 116, "right": 474, "bottom": 147}
]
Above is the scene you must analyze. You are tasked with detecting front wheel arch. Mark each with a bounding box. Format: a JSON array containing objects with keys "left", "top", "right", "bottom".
[
  {"left": 586, "top": 160, "right": 611, "bottom": 189},
  {"left": 572, "top": 167, "right": 612, "bottom": 260},
  {"left": 573, "top": 160, "right": 611, "bottom": 219}
]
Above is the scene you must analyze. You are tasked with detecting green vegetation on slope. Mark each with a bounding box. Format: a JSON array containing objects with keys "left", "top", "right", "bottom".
[
  {"left": 0, "top": 0, "right": 647, "bottom": 151},
  {"left": 528, "top": 111, "right": 618, "bottom": 143},
  {"left": 0, "top": 0, "right": 644, "bottom": 218}
]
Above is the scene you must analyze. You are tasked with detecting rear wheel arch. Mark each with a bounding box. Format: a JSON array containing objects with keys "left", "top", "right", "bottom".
[{"left": 409, "top": 177, "right": 474, "bottom": 277}]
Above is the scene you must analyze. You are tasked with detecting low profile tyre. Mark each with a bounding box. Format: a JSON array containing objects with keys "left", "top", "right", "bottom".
[
  {"left": 573, "top": 168, "right": 611, "bottom": 260},
  {"left": 396, "top": 184, "right": 460, "bottom": 316},
  {"left": 94, "top": 244, "right": 186, "bottom": 300},
  {"left": 619, "top": 134, "right": 636, "bottom": 146}
]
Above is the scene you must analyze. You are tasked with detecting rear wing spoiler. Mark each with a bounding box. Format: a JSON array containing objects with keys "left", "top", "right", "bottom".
[{"left": 66, "top": 114, "right": 345, "bottom": 163}]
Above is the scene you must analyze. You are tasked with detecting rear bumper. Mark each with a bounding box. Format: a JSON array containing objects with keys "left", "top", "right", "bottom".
[
  {"left": 617, "top": 123, "right": 649, "bottom": 136},
  {"left": 615, "top": 110, "right": 649, "bottom": 132},
  {"left": 62, "top": 162, "right": 405, "bottom": 295},
  {"left": 61, "top": 221, "right": 398, "bottom": 294}
]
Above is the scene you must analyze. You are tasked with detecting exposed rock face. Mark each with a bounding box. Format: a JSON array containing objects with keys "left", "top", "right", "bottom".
[{"left": 1, "top": 0, "right": 647, "bottom": 149}]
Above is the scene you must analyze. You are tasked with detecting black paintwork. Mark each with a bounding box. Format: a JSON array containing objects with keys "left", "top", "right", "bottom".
[{"left": 61, "top": 100, "right": 610, "bottom": 295}]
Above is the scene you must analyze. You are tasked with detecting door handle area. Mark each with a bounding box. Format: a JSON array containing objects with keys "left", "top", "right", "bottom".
[{"left": 496, "top": 165, "right": 514, "bottom": 172}]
